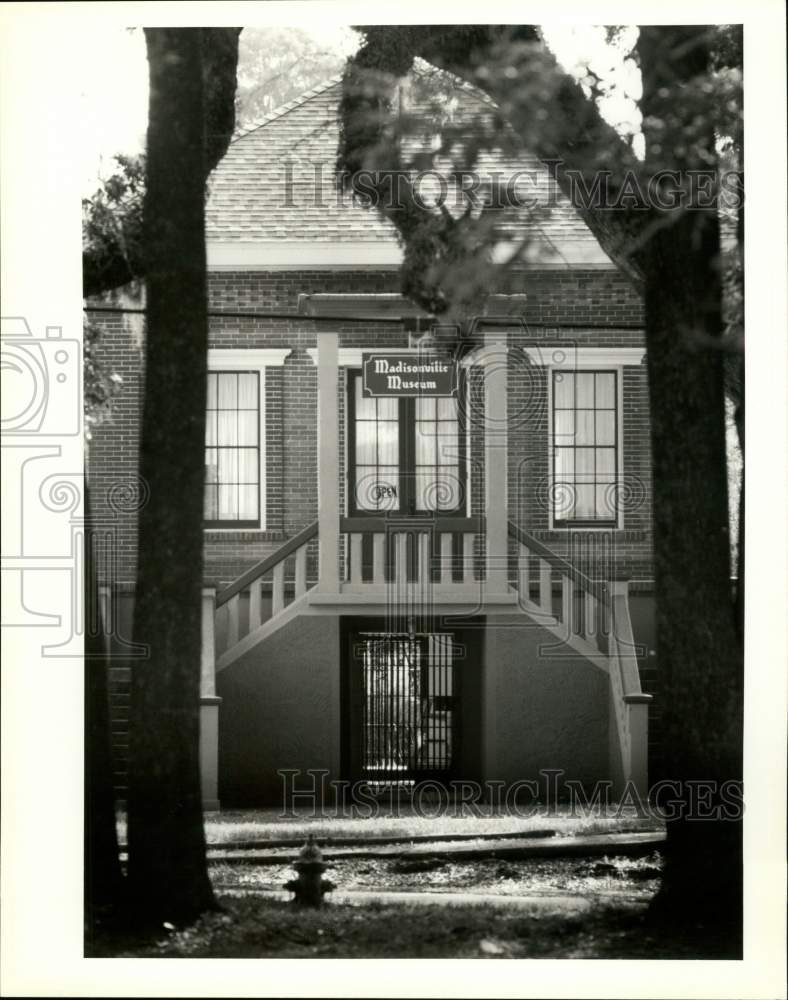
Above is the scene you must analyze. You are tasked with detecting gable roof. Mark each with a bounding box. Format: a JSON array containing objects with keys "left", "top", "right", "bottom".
[{"left": 205, "top": 76, "right": 613, "bottom": 268}]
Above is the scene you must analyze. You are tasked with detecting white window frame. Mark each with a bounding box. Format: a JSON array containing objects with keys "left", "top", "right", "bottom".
[
  {"left": 205, "top": 348, "right": 289, "bottom": 531},
  {"left": 523, "top": 346, "right": 645, "bottom": 532}
]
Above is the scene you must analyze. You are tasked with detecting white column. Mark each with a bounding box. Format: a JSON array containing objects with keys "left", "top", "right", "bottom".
[
  {"left": 317, "top": 333, "right": 340, "bottom": 591},
  {"left": 200, "top": 585, "right": 221, "bottom": 811},
  {"left": 482, "top": 332, "right": 508, "bottom": 592}
]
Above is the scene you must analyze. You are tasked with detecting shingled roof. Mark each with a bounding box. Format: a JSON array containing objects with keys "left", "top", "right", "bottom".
[{"left": 205, "top": 76, "right": 612, "bottom": 268}]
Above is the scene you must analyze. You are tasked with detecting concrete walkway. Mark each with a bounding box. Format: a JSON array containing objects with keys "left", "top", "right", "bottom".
[{"left": 207, "top": 830, "right": 665, "bottom": 866}]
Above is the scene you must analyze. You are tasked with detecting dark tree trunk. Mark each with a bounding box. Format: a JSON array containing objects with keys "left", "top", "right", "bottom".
[
  {"left": 637, "top": 26, "right": 743, "bottom": 950},
  {"left": 126, "top": 28, "right": 216, "bottom": 926},
  {"left": 84, "top": 482, "right": 124, "bottom": 929}
]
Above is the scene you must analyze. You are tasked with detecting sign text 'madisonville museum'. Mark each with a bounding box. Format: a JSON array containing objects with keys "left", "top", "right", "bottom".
[{"left": 362, "top": 353, "right": 458, "bottom": 397}]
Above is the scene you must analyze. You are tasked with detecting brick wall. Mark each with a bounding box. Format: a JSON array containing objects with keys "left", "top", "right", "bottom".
[{"left": 86, "top": 266, "right": 648, "bottom": 590}]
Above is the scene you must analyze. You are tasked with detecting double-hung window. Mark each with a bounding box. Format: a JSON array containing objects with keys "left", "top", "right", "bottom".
[
  {"left": 552, "top": 370, "right": 618, "bottom": 527},
  {"left": 204, "top": 370, "right": 261, "bottom": 528},
  {"left": 348, "top": 372, "right": 465, "bottom": 516}
]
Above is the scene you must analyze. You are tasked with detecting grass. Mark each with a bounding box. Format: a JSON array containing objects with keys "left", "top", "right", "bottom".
[{"left": 91, "top": 893, "right": 733, "bottom": 960}]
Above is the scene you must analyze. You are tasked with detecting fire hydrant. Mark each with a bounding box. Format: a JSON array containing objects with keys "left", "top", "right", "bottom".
[{"left": 284, "top": 834, "right": 335, "bottom": 906}]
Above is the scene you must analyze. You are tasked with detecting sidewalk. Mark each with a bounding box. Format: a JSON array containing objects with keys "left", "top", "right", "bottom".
[{"left": 206, "top": 830, "right": 666, "bottom": 866}]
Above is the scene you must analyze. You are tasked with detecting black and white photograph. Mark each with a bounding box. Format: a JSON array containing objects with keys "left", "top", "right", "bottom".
[{"left": 0, "top": 1, "right": 785, "bottom": 996}]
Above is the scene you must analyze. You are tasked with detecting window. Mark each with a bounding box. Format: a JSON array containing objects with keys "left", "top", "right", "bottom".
[
  {"left": 348, "top": 372, "right": 465, "bottom": 515},
  {"left": 552, "top": 370, "right": 618, "bottom": 527},
  {"left": 204, "top": 371, "right": 261, "bottom": 528}
]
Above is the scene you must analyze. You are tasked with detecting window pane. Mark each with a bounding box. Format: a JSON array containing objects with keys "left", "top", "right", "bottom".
[
  {"left": 415, "top": 469, "right": 434, "bottom": 510},
  {"left": 377, "top": 396, "right": 398, "bottom": 421},
  {"left": 438, "top": 396, "right": 457, "bottom": 420},
  {"left": 354, "top": 466, "right": 377, "bottom": 510},
  {"left": 218, "top": 411, "right": 237, "bottom": 446},
  {"left": 237, "top": 411, "right": 257, "bottom": 446},
  {"left": 218, "top": 485, "right": 237, "bottom": 519},
  {"left": 416, "top": 397, "right": 436, "bottom": 420},
  {"left": 596, "top": 373, "right": 615, "bottom": 408},
  {"left": 207, "top": 373, "right": 217, "bottom": 409},
  {"left": 415, "top": 424, "right": 436, "bottom": 466},
  {"left": 436, "top": 422, "right": 458, "bottom": 461},
  {"left": 218, "top": 373, "right": 238, "bottom": 409},
  {"left": 553, "top": 372, "right": 574, "bottom": 407},
  {"left": 576, "top": 410, "right": 595, "bottom": 445},
  {"left": 355, "top": 421, "right": 376, "bottom": 466},
  {"left": 237, "top": 486, "right": 258, "bottom": 521},
  {"left": 436, "top": 468, "right": 461, "bottom": 510},
  {"left": 204, "top": 485, "right": 218, "bottom": 519},
  {"left": 553, "top": 482, "right": 576, "bottom": 520},
  {"left": 576, "top": 448, "right": 595, "bottom": 477},
  {"left": 372, "top": 472, "right": 399, "bottom": 511},
  {"left": 574, "top": 484, "right": 595, "bottom": 518},
  {"left": 596, "top": 410, "right": 616, "bottom": 446},
  {"left": 597, "top": 448, "right": 616, "bottom": 477},
  {"left": 354, "top": 376, "right": 376, "bottom": 420},
  {"left": 238, "top": 449, "right": 258, "bottom": 484},
  {"left": 555, "top": 448, "right": 574, "bottom": 479},
  {"left": 205, "top": 413, "right": 217, "bottom": 446},
  {"left": 377, "top": 421, "right": 399, "bottom": 466},
  {"left": 554, "top": 409, "right": 574, "bottom": 442},
  {"left": 218, "top": 449, "right": 238, "bottom": 484},
  {"left": 576, "top": 373, "right": 594, "bottom": 407},
  {"left": 238, "top": 373, "right": 257, "bottom": 408},
  {"left": 205, "top": 448, "right": 218, "bottom": 483},
  {"left": 596, "top": 483, "right": 616, "bottom": 520}
]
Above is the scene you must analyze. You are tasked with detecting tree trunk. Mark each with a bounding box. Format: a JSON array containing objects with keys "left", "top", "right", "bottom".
[
  {"left": 126, "top": 28, "right": 216, "bottom": 926},
  {"left": 637, "top": 27, "right": 743, "bottom": 950}
]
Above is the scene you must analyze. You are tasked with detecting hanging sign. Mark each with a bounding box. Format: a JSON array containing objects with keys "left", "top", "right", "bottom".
[{"left": 361, "top": 353, "right": 458, "bottom": 397}]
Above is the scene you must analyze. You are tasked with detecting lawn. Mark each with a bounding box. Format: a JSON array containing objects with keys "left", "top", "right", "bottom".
[{"left": 90, "top": 892, "right": 733, "bottom": 960}]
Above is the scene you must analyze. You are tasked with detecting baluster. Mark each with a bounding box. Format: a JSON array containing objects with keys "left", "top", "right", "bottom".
[
  {"left": 440, "top": 533, "right": 453, "bottom": 585},
  {"left": 585, "top": 589, "right": 597, "bottom": 639},
  {"left": 518, "top": 543, "right": 530, "bottom": 601},
  {"left": 272, "top": 562, "right": 285, "bottom": 616},
  {"left": 349, "top": 533, "right": 363, "bottom": 584},
  {"left": 227, "top": 593, "right": 240, "bottom": 647},
  {"left": 396, "top": 532, "right": 408, "bottom": 588},
  {"left": 418, "top": 532, "right": 430, "bottom": 586},
  {"left": 248, "top": 579, "right": 262, "bottom": 631},
  {"left": 562, "top": 574, "right": 574, "bottom": 632},
  {"left": 372, "top": 533, "right": 385, "bottom": 585},
  {"left": 295, "top": 544, "right": 307, "bottom": 598},
  {"left": 539, "top": 559, "right": 552, "bottom": 613},
  {"left": 462, "top": 533, "right": 475, "bottom": 584}
]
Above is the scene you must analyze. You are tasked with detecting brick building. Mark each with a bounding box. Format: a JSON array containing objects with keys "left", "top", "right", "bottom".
[{"left": 87, "top": 76, "right": 658, "bottom": 809}]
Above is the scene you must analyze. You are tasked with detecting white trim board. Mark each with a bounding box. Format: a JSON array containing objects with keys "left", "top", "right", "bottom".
[
  {"left": 522, "top": 346, "right": 646, "bottom": 367},
  {"left": 206, "top": 239, "right": 616, "bottom": 270}
]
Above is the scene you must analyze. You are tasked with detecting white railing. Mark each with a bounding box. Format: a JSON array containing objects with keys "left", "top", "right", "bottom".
[
  {"left": 214, "top": 521, "right": 317, "bottom": 661},
  {"left": 341, "top": 516, "right": 485, "bottom": 587},
  {"left": 509, "top": 522, "right": 651, "bottom": 797}
]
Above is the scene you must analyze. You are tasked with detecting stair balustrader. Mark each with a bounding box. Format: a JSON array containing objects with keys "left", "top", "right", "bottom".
[
  {"left": 214, "top": 521, "right": 318, "bottom": 670},
  {"left": 508, "top": 522, "right": 652, "bottom": 799}
]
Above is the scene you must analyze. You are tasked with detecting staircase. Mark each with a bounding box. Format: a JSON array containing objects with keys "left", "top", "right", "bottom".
[{"left": 211, "top": 517, "right": 651, "bottom": 796}]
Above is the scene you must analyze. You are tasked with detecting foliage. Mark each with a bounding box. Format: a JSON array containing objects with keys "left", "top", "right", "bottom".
[
  {"left": 82, "top": 154, "right": 146, "bottom": 299},
  {"left": 235, "top": 27, "right": 349, "bottom": 129}
]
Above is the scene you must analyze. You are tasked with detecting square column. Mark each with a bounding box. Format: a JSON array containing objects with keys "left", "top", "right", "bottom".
[
  {"left": 481, "top": 332, "right": 509, "bottom": 593},
  {"left": 200, "top": 585, "right": 221, "bottom": 811},
  {"left": 317, "top": 333, "right": 340, "bottom": 591}
]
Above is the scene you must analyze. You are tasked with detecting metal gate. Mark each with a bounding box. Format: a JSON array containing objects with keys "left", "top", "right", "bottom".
[{"left": 353, "top": 631, "right": 459, "bottom": 786}]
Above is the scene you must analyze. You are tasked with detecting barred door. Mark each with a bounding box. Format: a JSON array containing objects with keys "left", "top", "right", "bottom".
[{"left": 353, "top": 631, "right": 459, "bottom": 787}]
